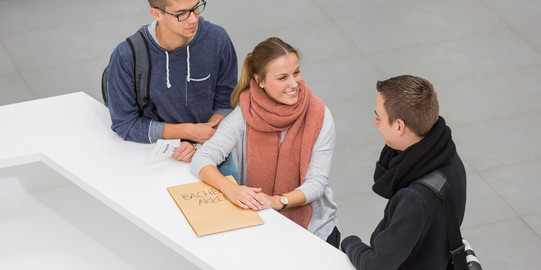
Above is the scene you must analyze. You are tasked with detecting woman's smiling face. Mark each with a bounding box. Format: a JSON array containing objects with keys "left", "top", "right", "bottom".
[{"left": 256, "top": 52, "right": 302, "bottom": 105}]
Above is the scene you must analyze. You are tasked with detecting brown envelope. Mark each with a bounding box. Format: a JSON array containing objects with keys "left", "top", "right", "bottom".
[{"left": 167, "top": 176, "right": 264, "bottom": 236}]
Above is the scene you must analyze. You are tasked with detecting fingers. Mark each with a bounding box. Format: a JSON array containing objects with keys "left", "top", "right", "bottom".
[
  {"left": 171, "top": 141, "right": 195, "bottom": 162},
  {"left": 237, "top": 201, "right": 249, "bottom": 209},
  {"left": 232, "top": 187, "right": 265, "bottom": 210},
  {"left": 237, "top": 199, "right": 258, "bottom": 210},
  {"left": 237, "top": 196, "right": 263, "bottom": 210},
  {"left": 258, "top": 193, "right": 273, "bottom": 210},
  {"left": 206, "top": 118, "right": 220, "bottom": 128}
]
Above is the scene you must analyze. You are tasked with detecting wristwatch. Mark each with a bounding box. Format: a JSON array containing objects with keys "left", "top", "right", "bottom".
[
  {"left": 277, "top": 194, "right": 288, "bottom": 211},
  {"left": 191, "top": 142, "right": 200, "bottom": 150}
]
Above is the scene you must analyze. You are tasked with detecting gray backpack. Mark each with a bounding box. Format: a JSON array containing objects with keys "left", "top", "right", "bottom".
[{"left": 102, "top": 30, "right": 162, "bottom": 120}]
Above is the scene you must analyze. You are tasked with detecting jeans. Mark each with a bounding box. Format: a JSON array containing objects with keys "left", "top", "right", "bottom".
[{"left": 217, "top": 154, "right": 238, "bottom": 180}]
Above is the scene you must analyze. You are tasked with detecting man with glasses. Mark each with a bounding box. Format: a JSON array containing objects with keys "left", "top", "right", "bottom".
[{"left": 106, "top": 0, "right": 238, "bottom": 176}]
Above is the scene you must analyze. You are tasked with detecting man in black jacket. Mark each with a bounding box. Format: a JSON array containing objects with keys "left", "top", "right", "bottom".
[{"left": 341, "top": 75, "right": 467, "bottom": 269}]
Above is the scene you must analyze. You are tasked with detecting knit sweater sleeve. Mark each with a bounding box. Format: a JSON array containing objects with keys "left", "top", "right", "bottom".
[
  {"left": 212, "top": 27, "right": 237, "bottom": 116},
  {"left": 296, "top": 106, "right": 335, "bottom": 204},
  {"left": 107, "top": 41, "right": 164, "bottom": 143},
  {"left": 341, "top": 188, "right": 428, "bottom": 269}
]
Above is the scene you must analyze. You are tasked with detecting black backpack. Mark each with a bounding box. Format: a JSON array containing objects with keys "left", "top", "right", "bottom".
[{"left": 102, "top": 30, "right": 162, "bottom": 120}]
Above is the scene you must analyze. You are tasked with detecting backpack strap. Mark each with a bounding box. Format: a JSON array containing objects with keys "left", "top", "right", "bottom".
[
  {"left": 413, "top": 171, "right": 468, "bottom": 270},
  {"left": 126, "top": 30, "right": 163, "bottom": 122},
  {"left": 101, "top": 65, "right": 110, "bottom": 106}
]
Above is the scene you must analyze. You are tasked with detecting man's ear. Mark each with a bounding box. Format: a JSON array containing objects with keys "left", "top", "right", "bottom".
[
  {"left": 150, "top": 8, "right": 161, "bottom": 21},
  {"left": 396, "top": 119, "right": 406, "bottom": 136}
]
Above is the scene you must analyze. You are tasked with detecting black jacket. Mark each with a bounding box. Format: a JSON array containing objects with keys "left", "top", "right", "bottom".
[{"left": 342, "top": 153, "right": 466, "bottom": 269}]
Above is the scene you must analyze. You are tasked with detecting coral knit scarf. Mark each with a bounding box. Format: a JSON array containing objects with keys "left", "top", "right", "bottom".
[{"left": 240, "top": 79, "right": 325, "bottom": 229}]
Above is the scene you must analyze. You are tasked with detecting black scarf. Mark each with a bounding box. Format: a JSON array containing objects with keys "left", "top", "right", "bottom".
[{"left": 372, "top": 116, "right": 456, "bottom": 199}]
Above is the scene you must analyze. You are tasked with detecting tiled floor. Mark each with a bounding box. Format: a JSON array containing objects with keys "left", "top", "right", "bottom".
[{"left": 1, "top": 0, "right": 541, "bottom": 269}]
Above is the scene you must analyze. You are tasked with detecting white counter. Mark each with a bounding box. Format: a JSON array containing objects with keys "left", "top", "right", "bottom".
[{"left": 0, "top": 93, "right": 355, "bottom": 270}]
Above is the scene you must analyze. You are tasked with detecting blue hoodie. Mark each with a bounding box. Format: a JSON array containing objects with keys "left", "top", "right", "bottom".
[{"left": 107, "top": 17, "right": 238, "bottom": 143}]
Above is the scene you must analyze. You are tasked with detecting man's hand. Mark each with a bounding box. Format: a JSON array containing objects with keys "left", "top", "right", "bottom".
[
  {"left": 188, "top": 119, "right": 219, "bottom": 144},
  {"left": 163, "top": 113, "right": 225, "bottom": 143},
  {"left": 171, "top": 141, "right": 196, "bottom": 162}
]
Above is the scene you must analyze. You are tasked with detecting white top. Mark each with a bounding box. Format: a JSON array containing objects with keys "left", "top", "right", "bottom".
[{"left": 0, "top": 93, "right": 355, "bottom": 270}]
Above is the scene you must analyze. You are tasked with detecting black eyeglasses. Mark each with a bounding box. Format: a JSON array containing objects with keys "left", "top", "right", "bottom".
[{"left": 155, "top": 0, "right": 206, "bottom": 22}]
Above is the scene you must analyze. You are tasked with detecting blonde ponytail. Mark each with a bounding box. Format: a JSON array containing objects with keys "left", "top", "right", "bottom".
[{"left": 231, "top": 52, "right": 253, "bottom": 108}]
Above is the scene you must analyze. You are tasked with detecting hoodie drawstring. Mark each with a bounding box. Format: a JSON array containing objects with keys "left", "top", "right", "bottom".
[
  {"left": 186, "top": 45, "right": 191, "bottom": 82},
  {"left": 165, "top": 51, "right": 171, "bottom": 88},
  {"left": 164, "top": 45, "right": 210, "bottom": 105}
]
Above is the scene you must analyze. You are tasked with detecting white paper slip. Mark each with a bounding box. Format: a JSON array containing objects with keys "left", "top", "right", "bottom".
[{"left": 152, "top": 139, "right": 181, "bottom": 156}]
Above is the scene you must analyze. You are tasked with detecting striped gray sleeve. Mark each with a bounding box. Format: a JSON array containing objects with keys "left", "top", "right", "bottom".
[{"left": 148, "top": 120, "right": 165, "bottom": 143}]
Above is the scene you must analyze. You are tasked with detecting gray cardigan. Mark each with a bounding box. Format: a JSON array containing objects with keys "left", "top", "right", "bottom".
[{"left": 191, "top": 105, "right": 339, "bottom": 240}]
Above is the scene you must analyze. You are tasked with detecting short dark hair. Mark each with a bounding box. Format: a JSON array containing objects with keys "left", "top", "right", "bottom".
[
  {"left": 376, "top": 75, "right": 439, "bottom": 137},
  {"left": 148, "top": 0, "right": 168, "bottom": 9}
]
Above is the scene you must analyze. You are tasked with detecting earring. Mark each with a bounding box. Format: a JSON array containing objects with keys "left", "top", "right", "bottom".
[{"left": 259, "top": 84, "right": 264, "bottom": 88}]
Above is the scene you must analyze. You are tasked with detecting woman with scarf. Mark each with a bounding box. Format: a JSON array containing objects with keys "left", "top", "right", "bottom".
[
  {"left": 340, "top": 75, "right": 467, "bottom": 269},
  {"left": 190, "top": 37, "right": 340, "bottom": 247}
]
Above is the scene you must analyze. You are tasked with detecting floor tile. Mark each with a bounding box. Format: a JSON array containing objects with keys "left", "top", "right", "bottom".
[
  {"left": 461, "top": 171, "right": 517, "bottom": 228},
  {"left": 302, "top": 53, "right": 383, "bottom": 105},
  {"left": 515, "top": 23, "right": 541, "bottom": 54},
  {"left": 331, "top": 143, "right": 381, "bottom": 199},
  {"left": 3, "top": 15, "right": 149, "bottom": 72},
  {"left": 482, "top": 0, "right": 541, "bottom": 27},
  {"left": 225, "top": 31, "right": 286, "bottom": 70},
  {"left": 230, "top": 20, "right": 368, "bottom": 84},
  {"left": 367, "top": 29, "right": 541, "bottom": 84},
  {"left": 312, "top": 0, "right": 426, "bottom": 21},
  {"left": 215, "top": 7, "right": 332, "bottom": 65},
  {"left": 21, "top": 56, "right": 107, "bottom": 101},
  {"left": 0, "top": 0, "right": 50, "bottom": 36},
  {"left": 523, "top": 212, "right": 541, "bottom": 238},
  {"left": 334, "top": 0, "right": 505, "bottom": 53},
  {"left": 268, "top": 20, "right": 362, "bottom": 65},
  {"left": 335, "top": 192, "right": 388, "bottom": 241},
  {"left": 450, "top": 111, "right": 541, "bottom": 172},
  {"left": 461, "top": 218, "right": 541, "bottom": 270},
  {"left": 0, "top": 72, "right": 34, "bottom": 106},
  {"left": 0, "top": 44, "right": 16, "bottom": 76},
  {"left": 330, "top": 97, "right": 381, "bottom": 150},
  {"left": 205, "top": 0, "right": 327, "bottom": 38},
  {"left": 3, "top": 27, "right": 92, "bottom": 72},
  {"left": 436, "top": 66, "right": 541, "bottom": 126},
  {"left": 0, "top": 0, "right": 148, "bottom": 36},
  {"left": 479, "top": 159, "right": 541, "bottom": 216}
]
